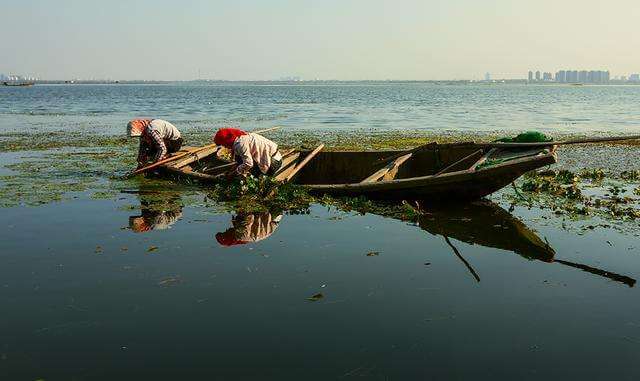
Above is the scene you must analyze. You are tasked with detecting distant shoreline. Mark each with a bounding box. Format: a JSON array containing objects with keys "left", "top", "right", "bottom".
[{"left": 11, "top": 79, "right": 640, "bottom": 86}]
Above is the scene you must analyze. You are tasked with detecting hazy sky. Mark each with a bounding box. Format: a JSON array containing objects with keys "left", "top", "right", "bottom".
[{"left": 2, "top": 0, "right": 639, "bottom": 80}]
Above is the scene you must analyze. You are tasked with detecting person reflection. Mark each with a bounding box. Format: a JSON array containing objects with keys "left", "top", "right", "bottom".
[
  {"left": 216, "top": 211, "right": 283, "bottom": 246},
  {"left": 129, "top": 192, "right": 183, "bottom": 233}
]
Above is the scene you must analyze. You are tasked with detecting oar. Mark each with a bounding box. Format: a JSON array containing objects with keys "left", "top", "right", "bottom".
[
  {"left": 443, "top": 236, "right": 481, "bottom": 283},
  {"left": 485, "top": 134, "right": 640, "bottom": 148},
  {"left": 122, "top": 126, "right": 281, "bottom": 178},
  {"left": 376, "top": 134, "right": 640, "bottom": 167}
]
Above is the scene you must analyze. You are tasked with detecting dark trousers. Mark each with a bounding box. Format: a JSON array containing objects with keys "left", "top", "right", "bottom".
[{"left": 166, "top": 138, "right": 183, "bottom": 154}]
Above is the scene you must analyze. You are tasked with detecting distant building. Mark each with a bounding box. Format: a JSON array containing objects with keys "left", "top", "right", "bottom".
[
  {"left": 528, "top": 71, "right": 533, "bottom": 82},
  {"left": 630, "top": 74, "right": 640, "bottom": 82},
  {"left": 543, "top": 72, "right": 553, "bottom": 81},
  {"left": 484, "top": 72, "right": 491, "bottom": 81},
  {"left": 578, "top": 70, "right": 588, "bottom": 83},
  {"left": 556, "top": 70, "right": 566, "bottom": 83},
  {"left": 535, "top": 71, "right": 541, "bottom": 81},
  {"left": 564, "top": 70, "right": 577, "bottom": 83}
]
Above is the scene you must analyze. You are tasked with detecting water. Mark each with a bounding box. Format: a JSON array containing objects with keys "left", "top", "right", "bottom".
[
  {"left": 2, "top": 83, "right": 640, "bottom": 135},
  {"left": 2, "top": 83, "right": 640, "bottom": 379}
]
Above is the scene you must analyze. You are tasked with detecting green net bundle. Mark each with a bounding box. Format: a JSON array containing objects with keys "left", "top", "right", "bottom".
[{"left": 494, "top": 131, "right": 552, "bottom": 143}]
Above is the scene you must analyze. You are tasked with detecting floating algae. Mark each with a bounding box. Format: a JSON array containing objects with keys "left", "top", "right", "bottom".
[
  {"left": 2, "top": 129, "right": 640, "bottom": 234},
  {"left": 505, "top": 167, "right": 640, "bottom": 227}
]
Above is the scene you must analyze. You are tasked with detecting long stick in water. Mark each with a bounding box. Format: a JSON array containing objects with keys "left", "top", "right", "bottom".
[
  {"left": 485, "top": 134, "right": 640, "bottom": 148},
  {"left": 378, "top": 135, "right": 640, "bottom": 166},
  {"left": 443, "top": 236, "right": 481, "bottom": 283},
  {"left": 124, "top": 126, "right": 281, "bottom": 178}
]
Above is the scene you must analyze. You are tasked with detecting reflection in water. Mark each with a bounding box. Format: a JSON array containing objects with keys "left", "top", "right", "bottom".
[
  {"left": 414, "top": 200, "right": 635, "bottom": 287},
  {"left": 216, "top": 212, "right": 283, "bottom": 247},
  {"left": 123, "top": 188, "right": 635, "bottom": 286},
  {"left": 128, "top": 190, "right": 183, "bottom": 233}
]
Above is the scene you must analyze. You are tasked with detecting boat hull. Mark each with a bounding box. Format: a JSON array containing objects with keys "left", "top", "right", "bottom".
[{"left": 304, "top": 152, "right": 556, "bottom": 200}]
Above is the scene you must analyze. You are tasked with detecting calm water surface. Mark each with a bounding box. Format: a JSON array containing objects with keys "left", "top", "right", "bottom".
[
  {"left": 1, "top": 84, "right": 640, "bottom": 379},
  {"left": 1, "top": 83, "right": 640, "bottom": 134}
]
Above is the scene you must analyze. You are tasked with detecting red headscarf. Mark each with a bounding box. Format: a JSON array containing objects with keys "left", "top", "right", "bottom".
[{"left": 214, "top": 128, "right": 247, "bottom": 149}]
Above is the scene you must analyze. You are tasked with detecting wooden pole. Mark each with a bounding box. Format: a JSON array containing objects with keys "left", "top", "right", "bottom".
[
  {"left": 485, "top": 134, "right": 640, "bottom": 148},
  {"left": 443, "top": 236, "right": 481, "bottom": 283},
  {"left": 275, "top": 144, "right": 324, "bottom": 183},
  {"left": 434, "top": 149, "right": 483, "bottom": 176},
  {"left": 124, "top": 126, "right": 281, "bottom": 178}
]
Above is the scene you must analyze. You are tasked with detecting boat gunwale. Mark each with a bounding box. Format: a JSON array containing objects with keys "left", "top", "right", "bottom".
[
  {"left": 160, "top": 142, "right": 557, "bottom": 192},
  {"left": 302, "top": 146, "right": 557, "bottom": 190}
]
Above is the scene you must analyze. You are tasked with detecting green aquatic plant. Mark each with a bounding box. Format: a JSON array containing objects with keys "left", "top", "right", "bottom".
[
  {"left": 620, "top": 170, "right": 640, "bottom": 181},
  {"left": 580, "top": 168, "right": 606, "bottom": 181}
]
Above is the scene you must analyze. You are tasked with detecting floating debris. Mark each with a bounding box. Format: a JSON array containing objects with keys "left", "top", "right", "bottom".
[
  {"left": 147, "top": 246, "right": 159, "bottom": 252},
  {"left": 366, "top": 251, "right": 380, "bottom": 257},
  {"left": 157, "top": 277, "right": 181, "bottom": 287},
  {"left": 306, "top": 293, "right": 324, "bottom": 302}
]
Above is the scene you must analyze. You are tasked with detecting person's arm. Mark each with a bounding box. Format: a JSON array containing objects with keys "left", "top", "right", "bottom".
[
  {"left": 234, "top": 140, "right": 254, "bottom": 175},
  {"left": 149, "top": 129, "right": 168, "bottom": 162}
]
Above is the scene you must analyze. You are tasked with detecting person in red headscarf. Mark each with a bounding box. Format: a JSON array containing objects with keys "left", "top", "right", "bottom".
[
  {"left": 213, "top": 128, "right": 282, "bottom": 178},
  {"left": 127, "top": 119, "right": 183, "bottom": 169},
  {"left": 215, "top": 212, "right": 283, "bottom": 246}
]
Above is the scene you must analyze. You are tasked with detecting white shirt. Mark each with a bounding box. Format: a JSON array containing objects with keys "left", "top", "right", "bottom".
[
  {"left": 233, "top": 133, "right": 281, "bottom": 175},
  {"left": 150, "top": 119, "right": 181, "bottom": 140}
]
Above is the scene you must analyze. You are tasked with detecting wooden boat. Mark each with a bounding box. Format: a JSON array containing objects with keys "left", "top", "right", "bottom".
[
  {"left": 2, "top": 81, "right": 34, "bottom": 87},
  {"left": 161, "top": 141, "right": 557, "bottom": 201}
]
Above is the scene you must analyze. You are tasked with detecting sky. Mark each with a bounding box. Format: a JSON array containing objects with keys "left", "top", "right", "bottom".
[{"left": 2, "top": 0, "right": 639, "bottom": 80}]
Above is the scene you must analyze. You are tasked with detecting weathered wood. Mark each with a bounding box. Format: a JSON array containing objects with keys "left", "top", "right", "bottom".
[
  {"left": 170, "top": 146, "right": 221, "bottom": 168},
  {"left": 164, "top": 165, "right": 220, "bottom": 181},
  {"left": 276, "top": 144, "right": 324, "bottom": 182},
  {"left": 277, "top": 152, "right": 301, "bottom": 172},
  {"left": 158, "top": 141, "right": 558, "bottom": 201},
  {"left": 434, "top": 149, "right": 483, "bottom": 176},
  {"left": 123, "top": 147, "right": 201, "bottom": 178},
  {"left": 361, "top": 153, "right": 413, "bottom": 183},
  {"left": 470, "top": 148, "right": 497, "bottom": 171}
]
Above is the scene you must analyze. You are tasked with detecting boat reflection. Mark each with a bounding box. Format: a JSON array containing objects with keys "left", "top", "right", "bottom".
[
  {"left": 416, "top": 200, "right": 555, "bottom": 262},
  {"left": 128, "top": 190, "right": 183, "bottom": 233},
  {"left": 413, "top": 200, "right": 635, "bottom": 287},
  {"left": 215, "top": 211, "right": 283, "bottom": 247},
  {"left": 124, "top": 188, "right": 634, "bottom": 287}
]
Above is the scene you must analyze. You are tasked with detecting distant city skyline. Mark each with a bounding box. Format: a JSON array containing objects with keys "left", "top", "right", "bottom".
[
  {"left": 525, "top": 68, "right": 640, "bottom": 83},
  {"left": 2, "top": 0, "right": 640, "bottom": 81}
]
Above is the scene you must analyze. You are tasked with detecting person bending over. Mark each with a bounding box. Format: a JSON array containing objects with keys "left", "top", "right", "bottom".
[
  {"left": 213, "top": 128, "right": 282, "bottom": 178},
  {"left": 127, "top": 119, "right": 183, "bottom": 169}
]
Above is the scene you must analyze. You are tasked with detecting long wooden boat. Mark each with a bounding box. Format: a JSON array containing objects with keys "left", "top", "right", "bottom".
[
  {"left": 2, "top": 81, "right": 34, "bottom": 87},
  {"left": 160, "top": 141, "right": 557, "bottom": 201}
]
